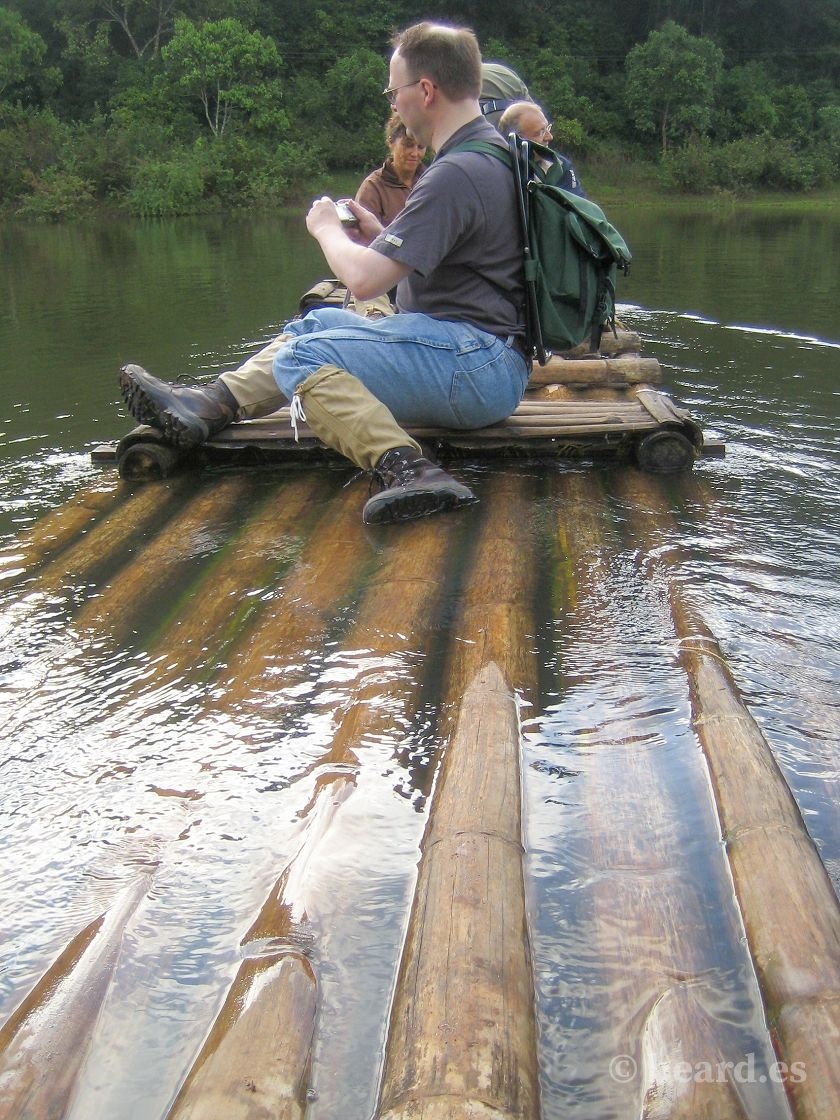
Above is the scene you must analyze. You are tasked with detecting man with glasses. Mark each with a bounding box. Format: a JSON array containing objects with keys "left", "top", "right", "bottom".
[
  {"left": 119, "top": 22, "right": 528, "bottom": 525},
  {"left": 498, "top": 100, "right": 586, "bottom": 197}
]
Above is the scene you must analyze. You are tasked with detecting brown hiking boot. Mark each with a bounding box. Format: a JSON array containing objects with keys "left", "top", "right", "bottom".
[
  {"left": 363, "top": 446, "right": 477, "bottom": 525},
  {"left": 118, "top": 364, "right": 238, "bottom": 448}
]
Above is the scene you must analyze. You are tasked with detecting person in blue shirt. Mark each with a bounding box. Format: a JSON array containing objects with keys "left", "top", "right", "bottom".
[{"left": 499, "top": 100, "right": 586, "bottom": 197}]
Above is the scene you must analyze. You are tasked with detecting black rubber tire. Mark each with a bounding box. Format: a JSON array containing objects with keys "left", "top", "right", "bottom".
[
  {"left": 117, "top": 439, "right": 181, "bottom": 481},
  {"left": 635, "top": 428, "right": 697, "bottom": 473}
]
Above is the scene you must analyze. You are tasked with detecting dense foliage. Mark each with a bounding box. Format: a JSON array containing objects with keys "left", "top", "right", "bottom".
[{"left": 1, "top": 0, "right": 838, "bottom": 218}]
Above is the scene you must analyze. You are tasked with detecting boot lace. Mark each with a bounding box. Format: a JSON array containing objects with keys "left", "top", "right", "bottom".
[{"left": 289, "top": 394, "right": 307, "bottom": 442}]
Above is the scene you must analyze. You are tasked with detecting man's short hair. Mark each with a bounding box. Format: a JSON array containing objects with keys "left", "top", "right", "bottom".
[
  {"left": 392, "top": 22, "right": 482, "bottom": 101},
  {"left": 499, "top": 101, "right": 537, "bottom": 136}
]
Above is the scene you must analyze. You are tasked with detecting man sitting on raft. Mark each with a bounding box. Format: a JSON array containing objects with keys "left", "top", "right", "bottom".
[{"left": 118, "top": 21, "right": 529, "bottom": 526}]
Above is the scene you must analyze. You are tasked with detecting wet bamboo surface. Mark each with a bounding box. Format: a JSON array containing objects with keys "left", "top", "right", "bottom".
[
  {"left": 167, "top": 504, "right": 458, "bottom": 1119},
  {"left": 0, "top": 477, "right": 193, "bottom": 656},
  {"left": 72, "top": 474, "right": 255, "bottom": 637},
  {"left": 376, "top": 474, "right": 540, "bottom": 1120},
  {"left": 0, "top": 875, "right": 150, "bottom": 1119},
  {"left": 1, "top": 461, "right": 836, "bottom": 1120},
  {"left": 612, "top": 469, "right": 840, "bottom": 1120},
  {"left": 0, "top": 476, "right": 121, "bottom": 585},
  {"left": 552, "top": 472, "right": 780, "bottom": 1120}
]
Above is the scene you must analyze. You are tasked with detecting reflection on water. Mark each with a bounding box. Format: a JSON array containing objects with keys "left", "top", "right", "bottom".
[{"left": 2, "top": 208, "right": 838, "bottom": 1118}]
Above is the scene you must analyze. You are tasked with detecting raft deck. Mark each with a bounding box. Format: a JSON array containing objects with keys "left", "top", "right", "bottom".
[{"left": 92, "top": 339, "right": 725, "bottom": 480}]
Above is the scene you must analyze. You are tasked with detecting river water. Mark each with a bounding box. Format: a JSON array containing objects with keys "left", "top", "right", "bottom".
[{"left": 1, "top": 202, "right": 838, "bottom": 1119}]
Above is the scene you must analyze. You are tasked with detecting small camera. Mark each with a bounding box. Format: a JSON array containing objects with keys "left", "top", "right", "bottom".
[{"left": 335, "top": 199, "right": 360, "bottom": 228}]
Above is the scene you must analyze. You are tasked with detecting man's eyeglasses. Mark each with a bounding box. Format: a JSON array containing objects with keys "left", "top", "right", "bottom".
[
  {"left": 383, "top": 79, "right": 422, "bottom": 106},
  {"left": 537, "top": 122, "right": 553, "bottom": 139}
]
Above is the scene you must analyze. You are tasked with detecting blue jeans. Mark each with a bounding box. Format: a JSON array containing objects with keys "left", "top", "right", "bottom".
[{"left": 272, "top": 308, "right": 529, "bottom": 429}]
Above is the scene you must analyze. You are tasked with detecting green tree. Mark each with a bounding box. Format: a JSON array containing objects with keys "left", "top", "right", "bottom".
[
  {"left": 0, "top": 5, "right": 46, "bottom": 96},
  {"left": 625, "top": 19, "right": 723, "bottom": 153},
  {"left": 527, "top": 46, "right": 590, "bottom": 150},
  {"left": 162, "top": 17, "right": 286, "bottom": 138},
  {"left": 713, "top": 62, "right": 777, "bottom": 142},
  {"left": 771, "top": 83, "right": 816, "bottom": 147},
  {"left": 287, "top": 46, "right": 387, "bottom": 170}
]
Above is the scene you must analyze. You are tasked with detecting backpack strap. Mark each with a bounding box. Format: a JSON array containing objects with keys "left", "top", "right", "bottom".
[
  {"left": 448, "top": 138, "right": 512, "bottom": 163},
  {"left": 479, "top": 98, "right": 517, "bottom": 117}
]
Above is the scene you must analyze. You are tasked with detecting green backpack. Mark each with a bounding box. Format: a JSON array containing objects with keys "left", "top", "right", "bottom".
[{"left": 452, "top": 136, "right": 632, "bottom": 363}]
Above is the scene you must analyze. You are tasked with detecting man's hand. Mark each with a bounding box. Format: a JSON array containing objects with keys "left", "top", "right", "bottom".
[
  {"left": 305, "top": 196, "right": 343, "bottom": 239},
  {"left": 305, "top": 197, "right": 382, "bottom": 247},
  {"left": 304, "top": 195, "right": 409, "bottom": 301},
  {"left": 342, "top": 198, "right": 383, "bottom": 246}
]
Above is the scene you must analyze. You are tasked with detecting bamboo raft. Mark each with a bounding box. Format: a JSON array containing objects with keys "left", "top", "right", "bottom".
[
  {"left": 6, "top": 469, "right": 836, "bottom": 1120},
  {"left": 91, "top": 327, "right": 725, "bottom": 481}
]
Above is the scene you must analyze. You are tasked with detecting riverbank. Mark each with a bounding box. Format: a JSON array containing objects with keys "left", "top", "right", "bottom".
[
  {"left": 574, "top": 154, "right": 840, "bottom": 213},
  {"left": 4, "top": 158, "right": 840, "bottom": 227}
]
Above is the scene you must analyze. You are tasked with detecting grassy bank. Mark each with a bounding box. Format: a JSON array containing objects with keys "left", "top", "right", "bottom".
[
  {"left": 5, "top": 159, "right": 839, "bottom": 226},
  {"left": 314, "top": 155, "right": 840, "bottom": 218},
  {"left": 577, "top": 152, "right": 840, "bottom": 214}
]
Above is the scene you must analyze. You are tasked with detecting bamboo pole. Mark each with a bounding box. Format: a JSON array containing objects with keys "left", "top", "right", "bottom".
[
  {"left": 218, "top": 480, "right": 376, "bottom": 707},
  {"left": 672, "top": 611, "right": 840, "bottom": 1120},
  {"left": 0, "top": 478, "right": 121, "bottom": 586},
  {"left": 551, "top": 472, "right": 768, "bottom": 1119},
  {"left": 72, "top": 474, "right": 253, "bottom": 639},
  {"left": 164, "top": 951, "right": 317, "bottom": 1120},
  {"left": 140, "top": 472, "right": 329, "bottom": 682},
  {"left": 0, "top": 875, "right": 149, "bottom": 1120},
  {"left": 167, "top": 512, "right": 458, "bottom": 1120},
  {"left": 375, "top": 472, "right": 541, "bottom": 1120},
  {"left": 19, "top": 476, "right": 193, "bottom": 602},
  {"left": 613, "top": 469, "right": 840, "bottom": 1120},
  {"left": 529, "top": 355, "right": 661, "bottom": 386}
]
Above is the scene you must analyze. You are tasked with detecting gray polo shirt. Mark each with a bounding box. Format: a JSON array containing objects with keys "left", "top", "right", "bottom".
[{"left": 370, "top": 117, "right": 525, "bottom": 339}]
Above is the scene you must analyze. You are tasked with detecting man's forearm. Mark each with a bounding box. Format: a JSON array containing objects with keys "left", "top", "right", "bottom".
[{"left": 314, "top": 227, "right": 408, "bottom": 301}]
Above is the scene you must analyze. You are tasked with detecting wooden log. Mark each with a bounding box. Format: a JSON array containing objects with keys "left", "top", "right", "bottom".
[
  {"left": 613, "top": 469, "right": 840, "bottom": 1120},
  {"left": 0, "top": 478, "right": 120, "bottom": 586},
  {"left": 17, "top": 476, "right": 192, "bottom": 602},
  {"left": 376, "top": 473, "right": 540, "bottom": 1120},
  {"left": 549, "top": 472, "right": 766, "bottom": 1119},
  {"left": 166, "top": 953, "right": 316, "bottom": 1120},
  {"left": 555, "top": 327, "right": 642, "bottom": 358},
  {"left": 142, "top": 473, "right": 329, "bottom": 683},
  {"left": 72, "top": 474, "right": 253, "bottom": 639},
  {"left": 0, "top": 876, "right": 148, "bottom": 1119},
  {"left": 530, "top": 355, "right": 661, "bottom": 387},
  {"left": 168, "top": 513, "right": 457, "bottom": 1119},
  {"left": 528, "top": 384, "right": 634, "bottom": 403}
]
